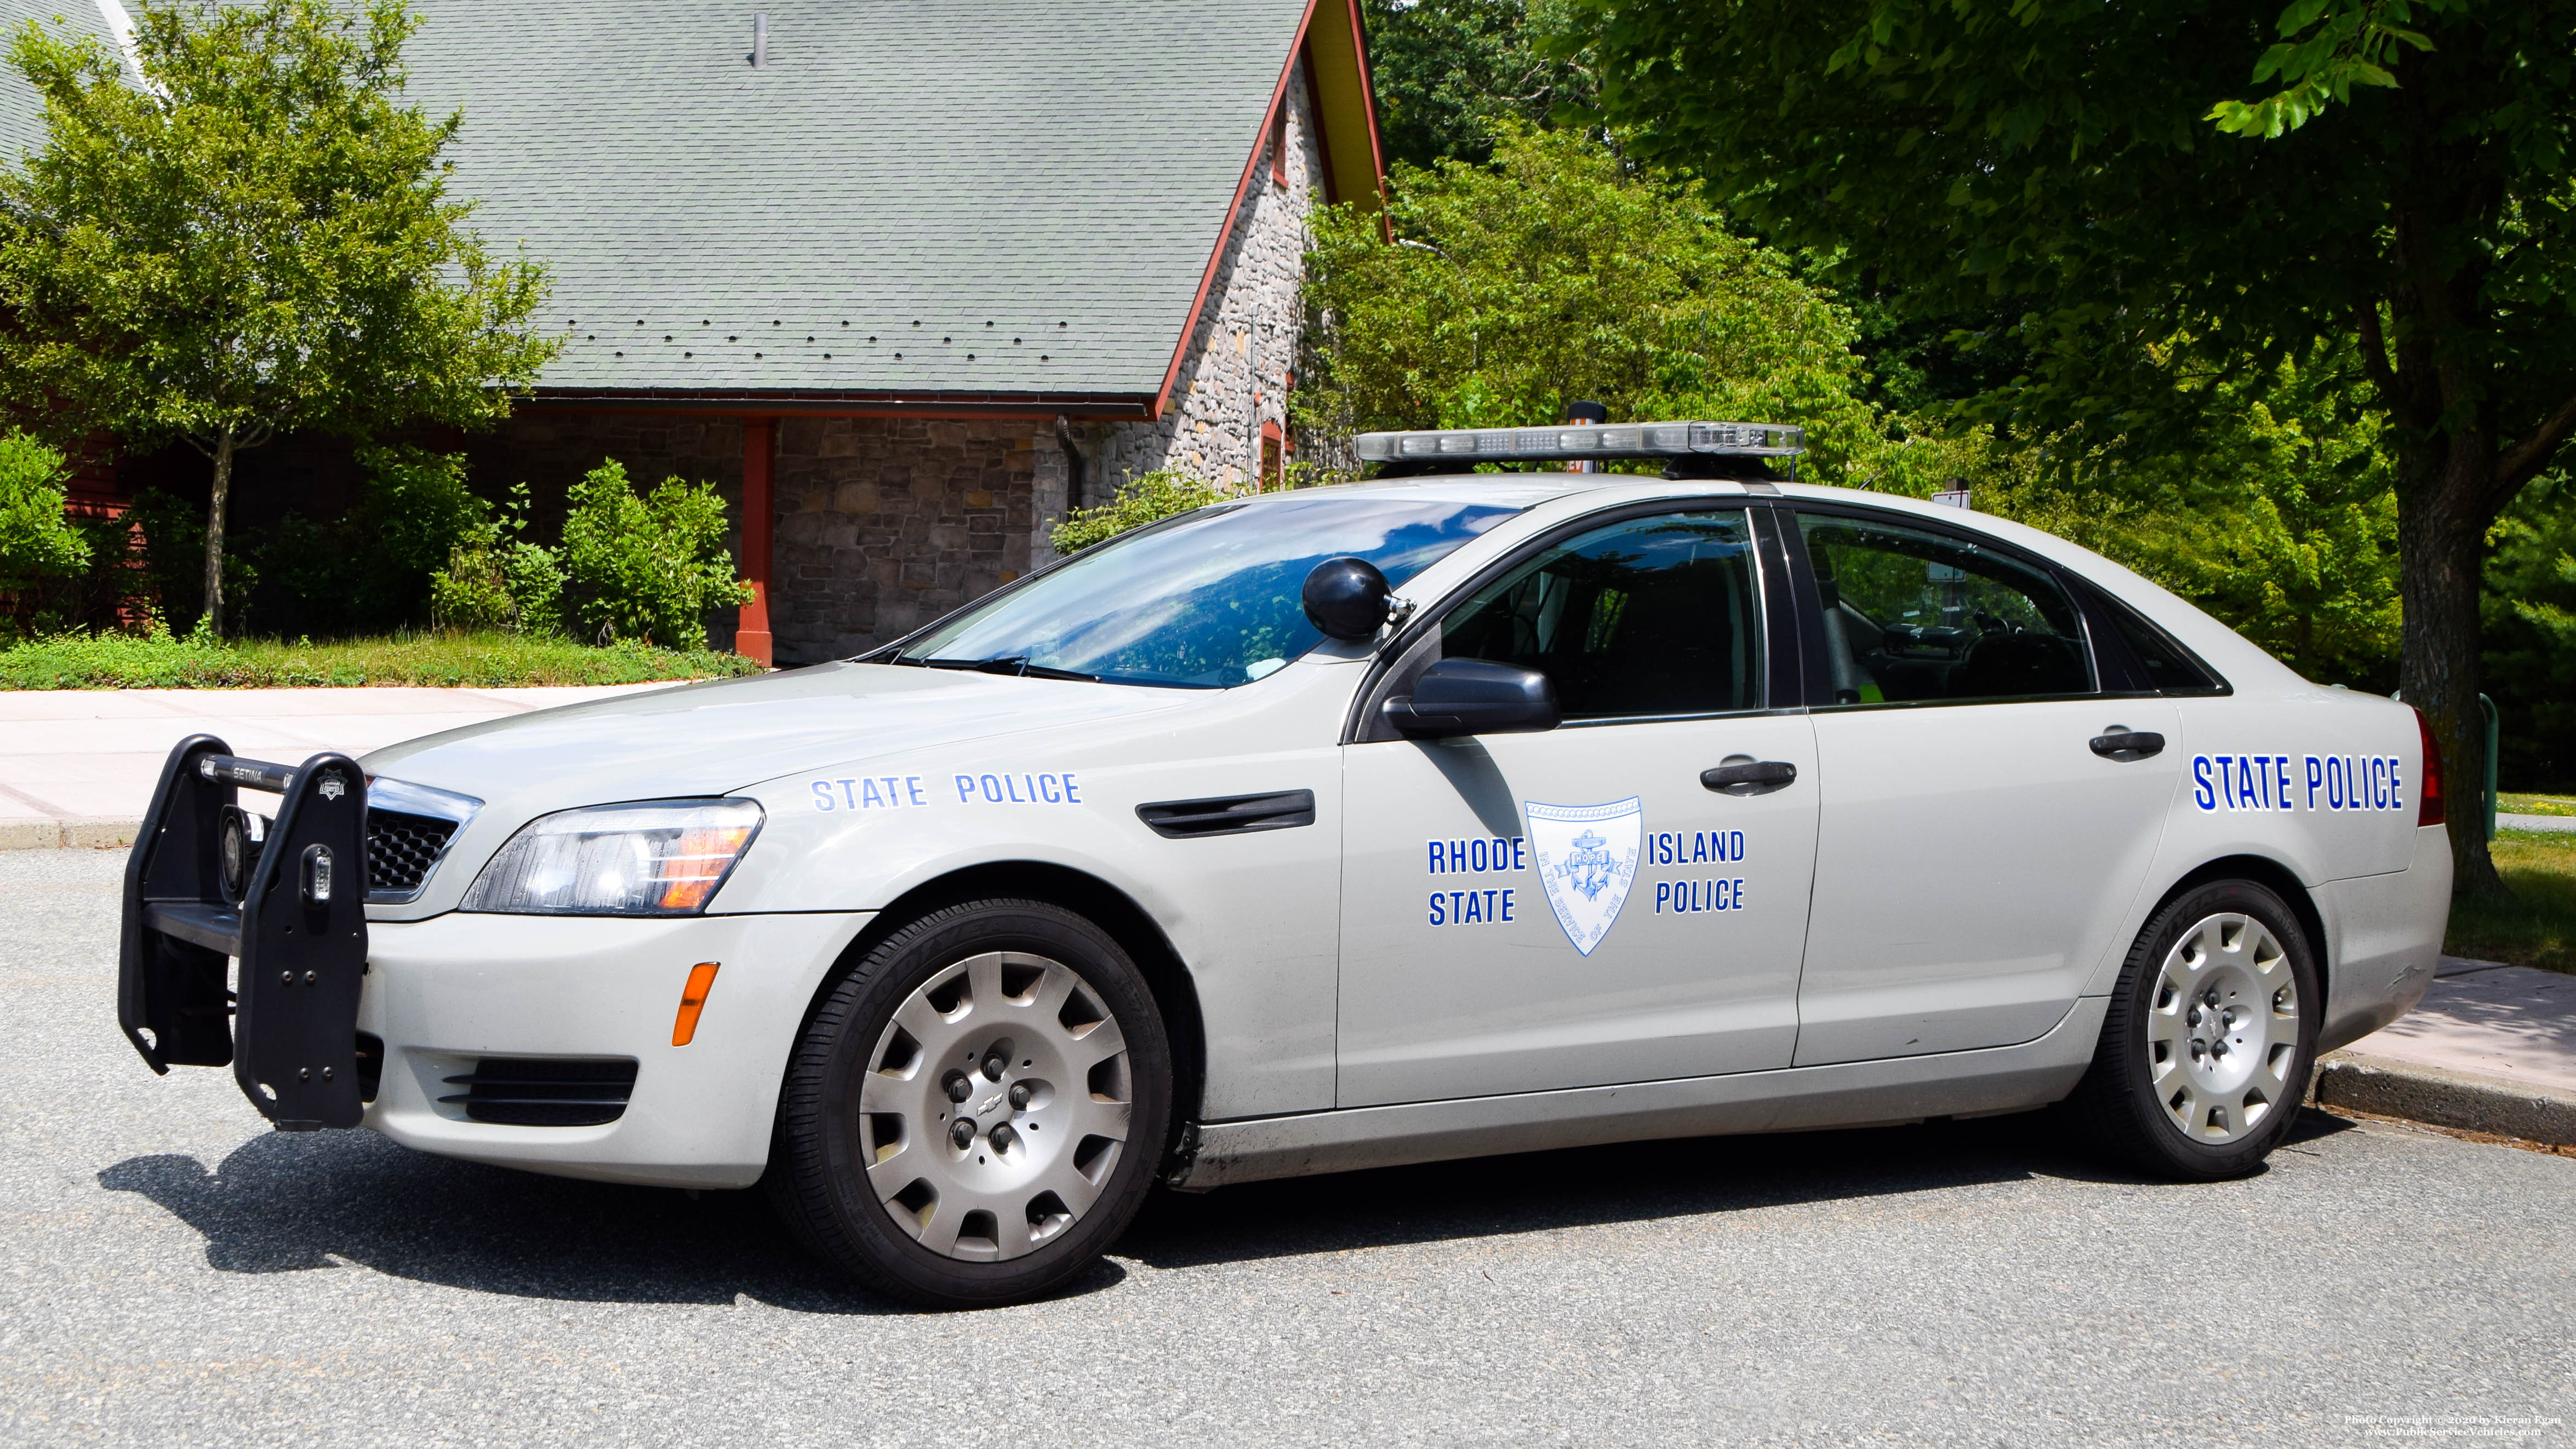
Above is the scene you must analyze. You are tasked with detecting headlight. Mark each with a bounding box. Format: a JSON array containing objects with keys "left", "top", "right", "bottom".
[{"left": 460, "top": 799, "right": 763, "bottom": 916}]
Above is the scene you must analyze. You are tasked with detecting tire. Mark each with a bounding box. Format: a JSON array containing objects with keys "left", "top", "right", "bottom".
[
  {"left": 2065, "top": 878, "right": 2321, "bottom": 1181},
  {"left": 767, "top": 898, "right": 1173, "bottom": 1308}
]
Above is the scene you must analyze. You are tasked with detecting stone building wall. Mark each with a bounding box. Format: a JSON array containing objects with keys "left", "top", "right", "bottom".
[
  {"left": 768, "top": 417, "right": 1049, "bottom": 663},
  {"left": 1088, "top": 59, "right": 1326, "bottom": 496}
]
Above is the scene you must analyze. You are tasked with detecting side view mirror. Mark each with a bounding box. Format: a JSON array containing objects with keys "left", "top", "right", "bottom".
[
  {"left": 1302, "top": 557, "right": 1392, "bottom": 641},
  {"left": 1383, "top": 658, "right": 1562, "bottom": 738}
]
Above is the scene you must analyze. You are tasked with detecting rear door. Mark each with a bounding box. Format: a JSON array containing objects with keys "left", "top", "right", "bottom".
[
  {"left": 1787, "top": 507, "right": 2179, "bottom": 1066},
  {"left": 1334, "top": 503, "right": 1820, "bottom": 1106}
]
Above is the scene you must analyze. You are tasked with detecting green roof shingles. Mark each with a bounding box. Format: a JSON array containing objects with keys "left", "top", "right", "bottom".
[{"left": 405, "top": 0, "right": 1313, "bottom": 402}]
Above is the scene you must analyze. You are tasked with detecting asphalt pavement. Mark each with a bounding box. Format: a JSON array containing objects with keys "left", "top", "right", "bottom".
[{"left": 5, "top": 849, "right": 2571, "bottom": 1448}]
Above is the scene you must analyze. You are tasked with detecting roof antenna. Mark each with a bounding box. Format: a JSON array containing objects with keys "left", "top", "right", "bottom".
[{"left": 749, "top": 13, "right": 768, "bottom": 67}]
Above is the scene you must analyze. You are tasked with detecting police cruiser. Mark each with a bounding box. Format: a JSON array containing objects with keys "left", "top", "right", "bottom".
[{"left": 116, "top": 419, "right": 2452, "bottom": 1308}]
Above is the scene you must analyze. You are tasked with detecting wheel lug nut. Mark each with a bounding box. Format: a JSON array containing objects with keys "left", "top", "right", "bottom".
[
  {"left": 982, "top": 1053, "right": 1006, "bottom": 1081},
  {"left": 950, "top": 1118, "right": 976, "bottom": 1149},
  {"left": 944, "top": 1072, "right": 972, "bottom": 1103},
  {"left": 989, "top": 1122, "right": 1016, "bottom": 1151},
  {"left": 1008, "top": 1083, "right": 1032, "bottom": 1110}
]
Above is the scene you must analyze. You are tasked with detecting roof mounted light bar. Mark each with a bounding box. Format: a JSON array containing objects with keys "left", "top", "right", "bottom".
[{"left": 1355, "top": 420, "right": 1806, "bottom": 466}]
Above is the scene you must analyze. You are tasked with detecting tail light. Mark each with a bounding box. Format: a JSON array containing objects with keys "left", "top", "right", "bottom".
[{"left": 2414, "top": 707, "right": 2446, "bottom": 827}]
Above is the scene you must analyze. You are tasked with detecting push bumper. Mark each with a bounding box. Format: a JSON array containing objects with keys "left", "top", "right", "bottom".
[{"left": 359, "top": 910, "right": 870, "bottom": 1188}]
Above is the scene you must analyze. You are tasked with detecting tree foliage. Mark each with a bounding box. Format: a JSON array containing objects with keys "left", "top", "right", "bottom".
[
  {"left": 1298, "top": 125, "right": 1979, "bottom": 486},
  {"left": 1360, "top": 0, "right": 1598, "bottom": 170},
  {"left": 0, "top": 0, "right": 558, "bottom": 633},
  {"left": 1566, "top": 0, "right": 2576, "bottom": 895}
]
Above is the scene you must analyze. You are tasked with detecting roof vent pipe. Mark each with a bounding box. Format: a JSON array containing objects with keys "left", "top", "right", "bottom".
[{"left": 749, "top": 13, "right": 768, "bottom": 67}]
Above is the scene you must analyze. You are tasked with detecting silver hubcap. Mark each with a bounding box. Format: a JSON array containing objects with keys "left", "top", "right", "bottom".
[
  {"left": 2145, "top": 913, "right": 2299, "bottom": 1144},
  {"left": 859, "top": 952, "right": 1133, "bottom": 1261}
]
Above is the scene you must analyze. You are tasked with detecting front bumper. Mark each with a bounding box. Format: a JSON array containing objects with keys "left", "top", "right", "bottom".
[{"left": 358, "top": 910, "right": 870, "bottom": 1187}]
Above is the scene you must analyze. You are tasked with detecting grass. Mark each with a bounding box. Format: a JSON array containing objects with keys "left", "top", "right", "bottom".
[
  {"left": 2497, "top": 792, "right": 2576, "bottom": 818},
  {"left": 0, "top": 628, "right": 766, "bottom": 690},
  {"left": 2444, "top": 828, "right": 2576, "bottom": 973}
]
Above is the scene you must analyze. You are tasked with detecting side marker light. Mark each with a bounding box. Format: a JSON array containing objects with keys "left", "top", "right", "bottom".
[{"left": 672, "top": 961, "right": 722, "bottom": 1046}]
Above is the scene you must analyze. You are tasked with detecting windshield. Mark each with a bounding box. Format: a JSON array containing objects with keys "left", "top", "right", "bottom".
[{"left": 893, "top": 495, "right": 1522, "bottom": 688}]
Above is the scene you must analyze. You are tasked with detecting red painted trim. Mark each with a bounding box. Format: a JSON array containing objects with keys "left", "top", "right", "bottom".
[
  {"left": 736, "top": 417, "right": 775, "bottom": 666},
  {"left": 1149, "top": 0, "right": 1321, "bottom": 422}
]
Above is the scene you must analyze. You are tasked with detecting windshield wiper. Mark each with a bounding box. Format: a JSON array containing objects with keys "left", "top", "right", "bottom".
[{"left": 911, "top": 655, "right": 1100, "bottom": 683}]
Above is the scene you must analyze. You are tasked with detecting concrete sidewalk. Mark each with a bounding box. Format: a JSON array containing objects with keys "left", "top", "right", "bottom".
[
  {"left": 0, "top": 684, "right": 673, "bottom": 846},
  {"left": 2323, "top": 957, "right": 2576, "bottom": 1146},
  {"left": 2497, "top": 811, "right": 2576, "bottom": 834}
]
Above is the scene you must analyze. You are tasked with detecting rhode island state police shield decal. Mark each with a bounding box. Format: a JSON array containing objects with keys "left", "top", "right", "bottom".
[{"left": 1523, "top": 797, "right": 1643, "bottom": 957}]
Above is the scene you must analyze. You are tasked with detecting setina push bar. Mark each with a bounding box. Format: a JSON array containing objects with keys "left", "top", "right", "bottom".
[{"left": 117, "top": 734, "right": 370, "bottom": 1131}]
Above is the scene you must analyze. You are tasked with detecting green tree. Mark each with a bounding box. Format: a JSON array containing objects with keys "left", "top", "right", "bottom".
[
  {"left": 2483, "top": 477, "right": 2576, "bottom": 791},
  {"left": 559, "top": 460, "right": 753, "bottom": 651},
  {"left": 1362, "top": 0, "right": 1598, "bottom": 169},
  {"left": 1567, "top": 0, "right": 2576, "bottom": 896},
  {"left": 0, "top": 0, "right": 557, "bottom": 637},
  {"left": 1992, "top": 351, "right": 2403, "bottom": 690},
  {"left": 1298, "top": 125, "right": 1910, "bottom": 481}
]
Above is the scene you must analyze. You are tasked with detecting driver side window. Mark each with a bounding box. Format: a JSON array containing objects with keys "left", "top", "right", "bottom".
[
  {"left": 1797, "top": 512, "right": 2094, "bottom": 705},
  {"left": 1440, "top": 509, "right": 1763, "bottom": 719}
]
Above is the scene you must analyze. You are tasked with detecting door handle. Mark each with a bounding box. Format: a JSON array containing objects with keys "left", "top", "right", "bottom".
[
  {"left": 2089, "top": 730, "right": 2166, "bottom": 760},
  {"left": 1701, "top": 760, "right": 1797, "bottom": 793}
]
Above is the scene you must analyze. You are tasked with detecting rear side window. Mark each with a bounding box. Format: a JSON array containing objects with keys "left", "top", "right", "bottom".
[
  {"left": 1797, "top": 512, "right": 2094, "bottom": 705},
  {"left": 1440, "top": 509, "right": 1763, "bottom": 719},
  {"left": 2099, "top": 594, "right": 2227, "bottom": 695}
]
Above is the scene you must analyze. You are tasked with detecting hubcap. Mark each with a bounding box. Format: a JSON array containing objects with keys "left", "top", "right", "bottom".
[
  {"left": 2145, "top": 913, "right": 2298, "bottom": 1145},
  {"left": 858, "top": 952, "right": 1133, "bottom": 1262}
]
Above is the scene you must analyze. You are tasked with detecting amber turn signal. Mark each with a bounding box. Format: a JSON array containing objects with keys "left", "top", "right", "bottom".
[{"left": 672, "top": 961, "right": 722, "bottom": 1046}]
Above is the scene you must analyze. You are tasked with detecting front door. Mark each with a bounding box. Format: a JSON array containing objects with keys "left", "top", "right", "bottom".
[
  {"left": 1336, "top": 506, "right": 1820, "bottom": 1107},
  {"left": 1787, "top": 508, "right": 2180, "bottom": 1066}
]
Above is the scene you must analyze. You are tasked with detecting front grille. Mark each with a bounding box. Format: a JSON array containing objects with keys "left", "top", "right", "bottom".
[
  {"left": 439, "top": 1058, "right": 638, "bottom": 1126},
  {"left": 367, "top": 809, "right": 459, "bottom": 896}
]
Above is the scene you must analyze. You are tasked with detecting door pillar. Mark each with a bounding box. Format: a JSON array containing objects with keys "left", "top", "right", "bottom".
[{"left": 737, "top": 416, "right": 775, "bottom": 666}]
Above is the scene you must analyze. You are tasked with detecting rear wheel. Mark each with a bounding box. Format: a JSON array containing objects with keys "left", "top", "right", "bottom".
[
  {"left": 768, "top": 898, "right": 1172, "bottom": 1308},
  {"left": 2066, "top": 879, "right": 2320, "bottom": 1180}
]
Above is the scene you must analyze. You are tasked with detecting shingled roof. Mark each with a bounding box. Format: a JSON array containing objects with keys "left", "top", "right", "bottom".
[
  {"left": 407, "top": 0, "right": 1380, "bottom": 414},
  {"left": 0, "top": 0, "right": 1382, "bottom": 416}
]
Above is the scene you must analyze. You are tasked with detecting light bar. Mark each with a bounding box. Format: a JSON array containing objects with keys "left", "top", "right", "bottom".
[{"left": 1353, "top": 420, "right": 1804, "bottom": 465}]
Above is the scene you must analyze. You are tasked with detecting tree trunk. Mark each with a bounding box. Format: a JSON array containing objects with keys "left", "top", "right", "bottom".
[
  {"left": 2394, "top": 436, "right": 2504, "bottom": 901},
  {"left": 203, "top": 427, "right": 235, "bottom": 639}
]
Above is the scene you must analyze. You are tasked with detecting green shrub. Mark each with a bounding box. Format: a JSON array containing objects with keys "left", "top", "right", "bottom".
[
  {"left": 432, "top": 484, "right": 565, "bottom": 635},
  {"left": 1050, "top": 469, "right": 1231, "bottom": 554},
  {"left": 0, "top": 432, "right": 89, "bottom": 597},
  {"left": 559, "top": 460, "right": 753, "bottom": 649}
]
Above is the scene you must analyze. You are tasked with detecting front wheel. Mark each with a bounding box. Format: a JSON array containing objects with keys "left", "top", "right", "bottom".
[
  {"left": 2065, "top": 879, "right": 2321, "bottom": 1180},
  {"left": 767, "top": 898, "right": 1173, "bottom": 1308}
]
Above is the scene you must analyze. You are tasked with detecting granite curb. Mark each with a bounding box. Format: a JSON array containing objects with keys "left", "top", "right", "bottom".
[
  {"left": 0, "top": 817, "right": 139, "bottom": 850},
  {"left": 2311, "top": 1049, "right": 2576, "bottom": 1147}
]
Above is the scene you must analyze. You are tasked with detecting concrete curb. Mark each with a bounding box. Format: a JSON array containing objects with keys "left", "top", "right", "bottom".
[
  {"left": 2313, "top": 1050, "right": 2576, "bottom": 1148},
  {"left": 0, "top": 818, "right": 138, "bottom": 851}
]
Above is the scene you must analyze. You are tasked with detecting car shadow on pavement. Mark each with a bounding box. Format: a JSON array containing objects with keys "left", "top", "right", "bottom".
[
  {"left": 96, "top": 1108, "right": 2357, "bottom": 1312},
  {"left": 1119, "top": 1108, "right": 2360, "bottom": 1272},
  {"left": 95, "top": 1129, "right": 1124, "bottom": 1315}
]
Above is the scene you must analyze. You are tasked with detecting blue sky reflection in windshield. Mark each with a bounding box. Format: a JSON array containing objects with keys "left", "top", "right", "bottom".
[{"left": 895, "top": 497, "right": 1521, "bottom": 688}]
